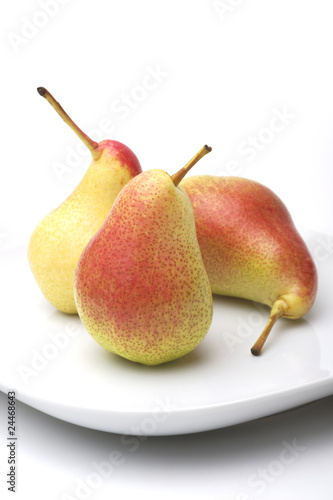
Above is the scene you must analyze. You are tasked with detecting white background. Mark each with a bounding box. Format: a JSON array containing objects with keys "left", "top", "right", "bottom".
[{"left": 1, "top": 1, "right": 333, "bottom": 499}]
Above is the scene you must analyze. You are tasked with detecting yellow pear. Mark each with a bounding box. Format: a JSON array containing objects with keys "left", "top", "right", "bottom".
[
  {"left": 28, "top": 88, "right": 142, "bottom": 314},
  {"left": 74, "top": 146, "right": 213, "bottom": 364}
]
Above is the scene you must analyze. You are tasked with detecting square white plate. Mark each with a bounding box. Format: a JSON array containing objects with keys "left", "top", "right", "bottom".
[{"left": 1, "top": 230, "right": 332, "bottom": 435}]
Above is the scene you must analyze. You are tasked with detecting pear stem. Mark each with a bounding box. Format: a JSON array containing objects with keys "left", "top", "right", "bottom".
[
  {"left": 171, "top": 145, "right": 212, "bottom": 186},
  {"left": 250, "top": 299, "right": 287, "bottom": 356},
  {"left": 37, "top": 87, "right": 101, "bottom": 160}
]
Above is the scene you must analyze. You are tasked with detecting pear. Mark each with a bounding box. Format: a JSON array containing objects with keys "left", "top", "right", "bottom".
[
  {"left": 74, "top": 146, "right": 213, "bottom": 365},
  {"left": 181, "top": 175, "right": 318, "bottom": 355},
  {"left": 28, "top": 88, "right": 142, "bottom": 314}
]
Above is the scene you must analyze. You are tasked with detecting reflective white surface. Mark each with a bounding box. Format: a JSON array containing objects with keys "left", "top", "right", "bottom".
[
  {"left": 1, "top": 231, "right": 332, "bottom": 436},
  {"left": 1, "top": 390, "right": 333, "bottom": 500}
]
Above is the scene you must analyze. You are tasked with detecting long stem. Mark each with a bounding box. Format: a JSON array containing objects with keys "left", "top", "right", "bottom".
[
  {"left": 37, "top": 87, "right": 101, "bottom": 160},
  {"left": 250, "top": 299, "right": 287, "bottom": 356},
  {"left": 171, "top": 145, "right": 212, "bottom": 186}
]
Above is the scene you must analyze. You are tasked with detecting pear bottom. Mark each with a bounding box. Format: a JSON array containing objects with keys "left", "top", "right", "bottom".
[{"left": 74, "top": 302, "right": 213, "bottom": 366}]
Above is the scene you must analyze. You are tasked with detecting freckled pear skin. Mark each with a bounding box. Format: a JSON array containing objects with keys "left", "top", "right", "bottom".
[
  {"left": 181, "top": 175, "right": 318, "bottom": 354},
  {"left": 28, "top": 89, "right": 142, "bottom": 314},
  {"left": 74, "top": 149, "right": 213, "bottom": 365}
]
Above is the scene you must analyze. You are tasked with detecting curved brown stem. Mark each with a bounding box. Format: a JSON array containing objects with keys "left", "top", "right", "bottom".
[
  {"left": 37, "top": 87, "right": 101, "bottom": 160},
  {"left": 251, "top": 299, "right": 287, "bottom": 356},
  {"left": 171, "top": 145, "right": 212, "bottom": 186}
]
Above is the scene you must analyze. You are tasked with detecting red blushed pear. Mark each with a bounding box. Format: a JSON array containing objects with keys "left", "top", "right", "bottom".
[
  {"left": 181, "top": 175, "right": 318, "bottom": 355},
  {"left": 28, "top": 88, "right": 142, "bottom": 314},
  {"left": 74, "top": 146, "right": 213, "bottom": 365}
]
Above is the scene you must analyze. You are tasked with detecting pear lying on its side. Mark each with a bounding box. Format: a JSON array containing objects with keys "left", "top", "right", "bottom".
[
  {"left": 74, "top": 147, "right": 213, "bottom": 365},
  {"left": 28, "top": 88, "right": 142, "bottom": 314},
  {"left": 181, "top": 175, "right": 318, "bottom": 355}
]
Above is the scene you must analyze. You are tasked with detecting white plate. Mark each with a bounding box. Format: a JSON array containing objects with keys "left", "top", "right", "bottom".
[{"left": 1, "top": 230, "right": 333, "bottom": 436}]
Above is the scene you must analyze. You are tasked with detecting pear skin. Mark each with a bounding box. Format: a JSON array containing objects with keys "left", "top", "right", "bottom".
[
  {"left": 74, "top": 147, "right": 213, "bottom": 365},
  {"left": 28, "top": 89, "right": 142, "bottom": 314},
  {"left": 181, "top": 175, "right": 318, "bottom": 355}
]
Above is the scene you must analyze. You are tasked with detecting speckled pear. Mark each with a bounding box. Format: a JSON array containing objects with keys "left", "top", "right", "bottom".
[
  {"left": 181, "top": 175, "right": 318, "bottom": 355},
  {"left": 74, "top": 146, "right": 213, "bottom": 365},
  {"left": 28, "top": 88, "right": 142, "bottom": 314}
]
